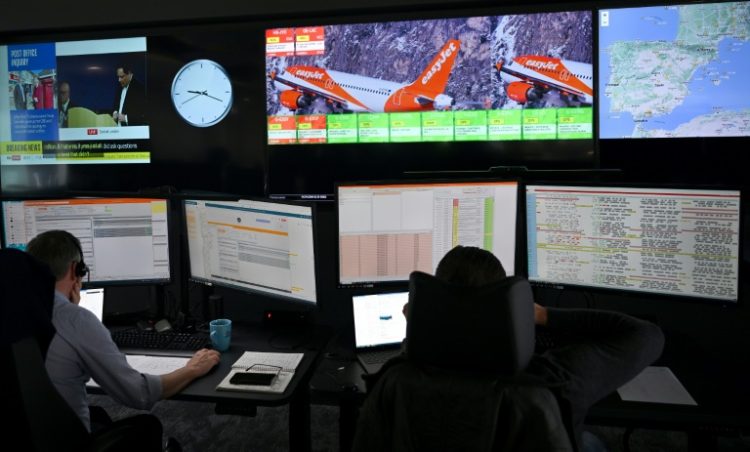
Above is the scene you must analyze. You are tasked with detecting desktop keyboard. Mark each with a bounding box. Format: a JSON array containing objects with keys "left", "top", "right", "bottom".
[{"left": 111, "top": 330, "right": 210, "bottom": 355}]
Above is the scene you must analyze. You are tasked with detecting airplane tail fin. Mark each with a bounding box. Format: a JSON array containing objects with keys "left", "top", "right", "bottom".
[{"left": 408, "top": 39, "right": 460, "bottom": 96}]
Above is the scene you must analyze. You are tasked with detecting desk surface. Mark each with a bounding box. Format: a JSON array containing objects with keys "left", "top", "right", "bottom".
[
  {"left": 177, "top": 323, "right": 328, "bottom": 405},
  {"left": 91, "top": 323, "right": 330, "bottom": 406}
]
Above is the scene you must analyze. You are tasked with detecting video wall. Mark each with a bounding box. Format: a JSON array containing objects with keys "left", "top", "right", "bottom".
[
  {"left": 265, "top": 11, "right": 593, "bottom": 145},
  {"left": 0, "top": 1, "right": 748, "bottom": 198}
]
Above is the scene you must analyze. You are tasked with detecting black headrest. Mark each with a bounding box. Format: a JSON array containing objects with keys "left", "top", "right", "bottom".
[
  {"left": 406, "top": 271, "right": 535, "bottom": 376},
  {"left": 0, "top": 249, "right": 56, "bottom": 355}
]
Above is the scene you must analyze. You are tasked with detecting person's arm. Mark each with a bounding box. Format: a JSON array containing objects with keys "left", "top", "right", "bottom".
[
  {"left": 537, "top": 306, "right": 664, "bottom": 406},
  {"left": 160, "top": 348, "right": 220, "bottom": 399},
  {"left": 73, "top": 310, "right": 163, "bottom": 409}
]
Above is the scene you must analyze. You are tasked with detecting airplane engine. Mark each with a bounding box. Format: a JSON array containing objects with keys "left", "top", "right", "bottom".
[
  {"left": 279, "top": 90, "right": 312, "bottom": 110},
  {"left": 433, "top": 94, "right": 454, "bottom": 110},
  {"left": 506, "top": 81, "right": 543, "bottom": 104}
]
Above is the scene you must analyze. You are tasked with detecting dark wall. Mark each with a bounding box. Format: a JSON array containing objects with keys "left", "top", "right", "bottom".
[{"left": 0, "top": 0, "right": 473, "bottom": 34}]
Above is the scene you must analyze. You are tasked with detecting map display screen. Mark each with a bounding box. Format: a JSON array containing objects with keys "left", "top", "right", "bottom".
[{"left": 599, "top": 2, "right": 750, "bottom": 139}]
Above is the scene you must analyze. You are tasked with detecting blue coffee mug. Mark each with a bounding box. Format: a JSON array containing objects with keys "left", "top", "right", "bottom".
[{"left": 209, "top": 318, "right": 232, "bottom": 352}]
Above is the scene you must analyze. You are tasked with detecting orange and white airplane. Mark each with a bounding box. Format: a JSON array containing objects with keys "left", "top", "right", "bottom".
[
  {"left": 496, "top": 55, "right": 593, "bottom": 105},
  {"left": 270, "top": 39, "right": 460, "bottom": 113}
]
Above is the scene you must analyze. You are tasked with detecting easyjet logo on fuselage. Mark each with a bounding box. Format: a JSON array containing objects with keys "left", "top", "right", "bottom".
[
  {"left": 523, "top": 59, "right": 559, "bottom": 72},
  {"left": 293, "top": 69, "right": 325, "bottom": 80},
  {"left": 421, "top": 42, "right": 458, "bottom": 86}
]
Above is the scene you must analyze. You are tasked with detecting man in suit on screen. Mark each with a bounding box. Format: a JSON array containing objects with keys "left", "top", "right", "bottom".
[{"left": 112, "top": 65, "right": 146, "bottom": 126}]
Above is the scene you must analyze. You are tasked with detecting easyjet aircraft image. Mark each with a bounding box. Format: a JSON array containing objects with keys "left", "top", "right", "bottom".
[
  {"left": 270, "top": 39, "right": 460, "bottom": 113},
  {"left": 496, "top": 55, "right": 593, "bottom": 105}
]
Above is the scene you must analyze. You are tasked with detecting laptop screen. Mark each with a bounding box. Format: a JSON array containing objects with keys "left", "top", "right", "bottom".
[
  {"left": 352, "top": 291, "right": 408, "bottom": 349},
  {"left": 79, "top": 288, "right": 104, "bottom": 322}
]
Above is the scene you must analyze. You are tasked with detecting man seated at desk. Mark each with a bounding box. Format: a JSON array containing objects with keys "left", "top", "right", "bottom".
[{"left": 26, "top": 230, "right": 220, "bottom": 434}]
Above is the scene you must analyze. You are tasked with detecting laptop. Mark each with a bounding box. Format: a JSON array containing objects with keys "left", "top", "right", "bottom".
[
  {"left": 79, "top": 288, "right": 105, "bottom": 322},
  {"left": 352, "top": 291, "right": 409, "bottom": 374}
]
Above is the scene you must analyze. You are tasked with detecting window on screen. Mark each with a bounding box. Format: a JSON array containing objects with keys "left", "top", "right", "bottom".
[
  {"left": 526, "top": 185, "right": 740, "bottom": 302},
  {"left": 184, "top": 199, "right": 317, "bottom": 304},
  {"left": 0, "top": 37, "right": 150, "bottom": 165},
  {"left": 2, "top": 198, "right": 169, "bottom": 283},
  {"left": 337, "top": 180, "right": 518, "bottom": 285}
]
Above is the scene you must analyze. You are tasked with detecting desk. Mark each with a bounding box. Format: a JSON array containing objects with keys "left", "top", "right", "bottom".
[
  {"left": 587, "top": 344, "right": 750, "bottom": 452},
  {"left": 310, "top": 343, "right": 750, "bottom": 452},
  {"left": 96, "top": 323, "right": 330, "bottom": 452}
]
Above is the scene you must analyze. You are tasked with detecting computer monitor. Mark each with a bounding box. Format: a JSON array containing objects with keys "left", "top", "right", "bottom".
[
  {"left": 337, "top": 179, "right": 518, "bottom": 286},
  {"left": 526, "top": 185, "right": 741, "bottom": 302},
  {"left": 598, "top": 1, "right": 750, "bottom": 139},
  {"left": 1, "top": 197, "right": 170, "bottom": 284},
  {"left": 184, "top": 198, "right": 317, "bottom": 305}
]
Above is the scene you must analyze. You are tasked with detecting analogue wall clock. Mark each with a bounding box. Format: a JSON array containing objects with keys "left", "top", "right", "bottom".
[{"left": 171, "top": 59, "right": 233, "bottom": 127}]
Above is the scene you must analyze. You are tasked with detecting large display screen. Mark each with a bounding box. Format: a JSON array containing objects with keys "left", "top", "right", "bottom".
[
  {"left": 266, "top": 11, "right": 592, "bottom": 145},
  {"left": 184, "top": 199, "right": 317, "bottom": 304},
  {"left": 599, "top": 1, "right": 750, "bottom": 138},
  {"left": 526, "top": 185, "right": 741, "bottom": 302},
  {"left": 2, "top": 198, "right": 170, "bottom": 283},
  {"left": 1, "top": 37, "right": 150, "bottom": 165},
  {"left": 337, "top": 180, "right": 518, "bottom": 286}
]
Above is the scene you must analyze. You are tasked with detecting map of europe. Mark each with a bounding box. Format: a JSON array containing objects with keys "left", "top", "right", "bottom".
[{"left": 599, "top": 2, "right": 750, "bottom": 138}]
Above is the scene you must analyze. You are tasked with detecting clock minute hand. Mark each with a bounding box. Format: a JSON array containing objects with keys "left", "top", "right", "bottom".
[
  {"left": 204, "top": 93, "right": 224, "bottom": 102},
  {"left": 181, "top": 94, "right": 201, "bottom": 105}
]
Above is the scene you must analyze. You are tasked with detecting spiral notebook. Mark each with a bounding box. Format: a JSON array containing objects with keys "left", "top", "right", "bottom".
[{"left": 216, "top": 351, "right": 304, "bottom": 394}]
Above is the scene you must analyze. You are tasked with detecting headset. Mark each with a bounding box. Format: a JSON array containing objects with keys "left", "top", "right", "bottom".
[{"left": 62, "top": 231, "right": 89, "bottom": 279}]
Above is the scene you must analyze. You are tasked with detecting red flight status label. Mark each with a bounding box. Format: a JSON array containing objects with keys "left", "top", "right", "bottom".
[
  {"left": 295, "top": 27, "right": 325, "bottom": 56},
  {"left": 297, "top": 115, "right": 327, "bottom": 144},
  {"left": 268, "top": 116, "right": 297, "bottom": 144},
  {"left": 266, "top": 28, "right": 295, "bottom": 57}
]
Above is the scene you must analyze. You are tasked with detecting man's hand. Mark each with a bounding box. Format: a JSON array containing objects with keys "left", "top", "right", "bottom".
[
  {"left": 161, "top": 348, "right": 221, "bottom": 398},
  {"left": 534, "top": 303, "right": 548, "bottom": 326},
  {"left": 186, "top": 348, "right": 221, "bottom": 378}
]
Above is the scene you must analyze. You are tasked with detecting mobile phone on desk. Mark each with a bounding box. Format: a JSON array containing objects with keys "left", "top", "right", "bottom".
[{"left": 229, "top": 372, "right": 275, "bottom": 386}]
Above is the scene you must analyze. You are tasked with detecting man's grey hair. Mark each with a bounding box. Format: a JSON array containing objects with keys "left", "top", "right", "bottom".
[{"left": 26, "top": 230, "right": 81, "bottom": 281}]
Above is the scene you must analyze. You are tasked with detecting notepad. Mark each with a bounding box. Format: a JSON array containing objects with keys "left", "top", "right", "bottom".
[
  {"left": 617, "top": 366, "right": 697, "bottom": 406},
  {"left": 216, "top": 351, "right": 304, "bottom": 394},
  {"left": 87, "top": 355, "right": 189, "bottom": 388}
]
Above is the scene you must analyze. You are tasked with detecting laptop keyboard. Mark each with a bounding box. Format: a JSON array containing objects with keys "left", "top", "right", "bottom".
[
  {"left": 112, "top": 330, "right": 209, "bottom": 352},
  {"left": 359, "top": 348, "right": 400, "bottom": 365}
]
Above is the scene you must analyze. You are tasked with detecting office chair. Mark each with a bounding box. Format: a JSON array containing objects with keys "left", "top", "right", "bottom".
[
  {"left": 0, "top": 248, "right": 163, "bottom": 452},
  {"left": 352, "top": 271, "right": 575, "bottom": 452}
]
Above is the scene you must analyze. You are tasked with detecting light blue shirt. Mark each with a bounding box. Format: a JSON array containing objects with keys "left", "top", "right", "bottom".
[{"left": 45, "top": 291, "right": 162, "bottom": 431}]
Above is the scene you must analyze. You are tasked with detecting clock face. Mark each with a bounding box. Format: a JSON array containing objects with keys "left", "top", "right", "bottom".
[{"left": 171, "top": 59, "right": 233, "bottom": 127}]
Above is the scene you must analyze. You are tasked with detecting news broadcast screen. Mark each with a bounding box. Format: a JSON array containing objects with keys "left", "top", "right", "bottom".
[
  {"left": 1, "top": 37, "right": 150, "bottom": 165},
  {"left": 265, "top": 11, "right": 593, "bottom": 145}
]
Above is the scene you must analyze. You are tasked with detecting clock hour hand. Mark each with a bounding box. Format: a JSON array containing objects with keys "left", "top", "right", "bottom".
[{"left": 186, "top": 90, "right": 204, "bottom": 95}]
